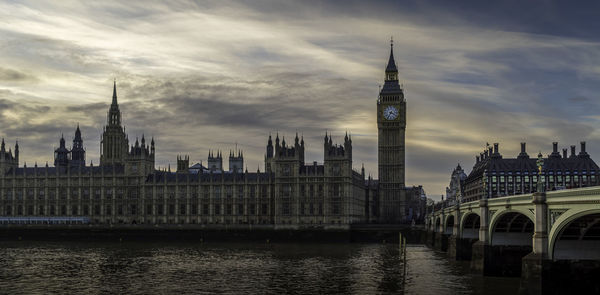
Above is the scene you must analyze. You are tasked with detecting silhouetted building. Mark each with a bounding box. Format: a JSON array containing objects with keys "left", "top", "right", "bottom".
[
  {"left": 0, "top": 44, "right": 423, "bottom": 226},
  {"left": 446, "top": 164, "right": 467, "bottom": 203},
  {"left": 463, "top": 142, "right": 600, "bottom": 202},
  {"left": 376, "top": 40, "right": 408, "bottom": 223}
]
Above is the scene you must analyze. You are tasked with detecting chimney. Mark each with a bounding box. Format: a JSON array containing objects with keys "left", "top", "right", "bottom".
[
  {"left": 518, "top": 142, "right": 529, "bottom": 159},
  {"left": 476, "top": 155, "right": 480, "bottom": 164},
  {"left": 550, "top": 142, "right": 561, "bottom": 158},
  {"left": 488, "top": 146, "right": 493, "bottom": 156},
  {"left": 562, "top": 148, "right": 567, "bottom": 159},
  {"left": 570, "top": 145, "right": 576, "bottom": 157},
  {"left": 579, "top": 141, "right": 589, "bottom": 157},
  {"left": 493, "top": 143, "right": 499, "bottom": 155}
]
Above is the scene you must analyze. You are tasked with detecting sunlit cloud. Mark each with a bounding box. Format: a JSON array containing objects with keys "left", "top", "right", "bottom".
[{"left": 1, "top": 0, "right": 600, "bottom": 199}]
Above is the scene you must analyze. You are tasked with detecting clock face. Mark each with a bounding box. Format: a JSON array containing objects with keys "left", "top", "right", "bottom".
[{"left": 383, "top": 105, "right": 399, "bottom": 120}]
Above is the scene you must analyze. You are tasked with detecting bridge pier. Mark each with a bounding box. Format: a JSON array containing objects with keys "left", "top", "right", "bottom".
[
  {"left": 434, "top": 232, "right": 448, "bottom": 251},
  {"left": 520, "top": 192, "right": 550, "bottom": 295},
  {"left": 471, "top": 197, "right": 533, "bottom": 276},
  {"left": 470, "top": 241, "right": 490, "bottom": 273},
  {"left": 472, "top": 242, "right": 532, "bottom": 276},
  {"left": 447, "top": 205, "right": 459, "bottom": 258},
  {"left": 433, "top": 210, "right": 448, "bottom": 251},
  {"left": 447, "top": 234, "right": 459, "bottom": 258},
  {"left": 471, "top": 198, "right": 489, "bottom": 273},
  {"left": 448, "top": 235, "right": 477, "bottom": 260},
  {"left": 425, "top": 228, "right": 435, "bottom": 247}
]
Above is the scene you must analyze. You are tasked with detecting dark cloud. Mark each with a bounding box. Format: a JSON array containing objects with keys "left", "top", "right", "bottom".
[
  {"left": 66, "top": 102, "right": 108, "bottom": 113},
  {"left": 0, "top": 67, "right": 37, "bottom": 82},
  {"left": 2, "top": 1, "right": 600, "bottom": 199},
  {"left": 116, "top": 72, "right": 370, "bottom": 133}
]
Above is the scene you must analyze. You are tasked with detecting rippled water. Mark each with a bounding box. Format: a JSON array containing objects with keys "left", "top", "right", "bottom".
[{"left": 0, "top": 241, "right": 519, "bottom": 294}]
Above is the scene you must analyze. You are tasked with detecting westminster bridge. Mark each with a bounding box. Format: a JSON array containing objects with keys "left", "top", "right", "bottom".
[{"left": 426, "top": 186, "right": 600, "bottom": 294}]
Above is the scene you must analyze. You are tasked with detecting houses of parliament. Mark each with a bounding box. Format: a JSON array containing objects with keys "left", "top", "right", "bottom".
[{"left": 0, "top": 44, "right": 426, "bottom": 228}]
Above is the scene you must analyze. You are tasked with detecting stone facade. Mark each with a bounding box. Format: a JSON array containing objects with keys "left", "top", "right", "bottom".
[
  {"left": 377, "top": 41, "right": 407, "bottom": 223},
  {"left": 445, "top": 164, "right": 467, "bottom": 203},
  {"left": 0, "top": 45, "right": 423, "bottom": 226},
  {"left": 462, "top": 142, "right": 600, "bottom": 202}
]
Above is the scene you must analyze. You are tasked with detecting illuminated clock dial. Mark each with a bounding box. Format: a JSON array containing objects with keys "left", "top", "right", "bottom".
[{"left": 383, "top": 105, "right": 399, "bottom": 120}]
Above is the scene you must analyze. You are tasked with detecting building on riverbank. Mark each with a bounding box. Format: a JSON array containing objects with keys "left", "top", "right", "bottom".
[
  {"left": 445, "top": 164, "right": 467, "bottom": 204},
  {"left": 0, "top": 44, "right": 425, "bottom": 227},
  {"left": 462, "top": 142, "right": 600, "bottom": 202}
]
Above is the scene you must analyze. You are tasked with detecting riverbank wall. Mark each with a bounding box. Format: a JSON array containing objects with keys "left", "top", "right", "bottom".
[{"left": 0, "top": 224, "right": 427, "bottom": 243}]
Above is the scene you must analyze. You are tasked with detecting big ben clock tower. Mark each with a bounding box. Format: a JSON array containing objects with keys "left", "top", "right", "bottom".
[{"left": 377, "top": 40, "right": 406, "bottom": 223}]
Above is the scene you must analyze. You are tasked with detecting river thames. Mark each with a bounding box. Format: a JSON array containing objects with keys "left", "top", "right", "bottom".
[{"left": 0, "top": 241, "right": 520, "bottom": 294}]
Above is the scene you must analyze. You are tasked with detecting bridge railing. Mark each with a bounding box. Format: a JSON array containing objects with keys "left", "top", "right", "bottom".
[
  {"left": 545, "top": 186, "right": 600, "bottom": 199},
  {"left": 429, "top": 185, "right": 600, "bottom": 216}
]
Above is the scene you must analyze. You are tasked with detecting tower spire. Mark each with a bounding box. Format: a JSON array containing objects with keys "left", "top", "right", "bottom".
[
  {"left": 112, "top": 79, "right": 118, "bottom": 106},
  {"left": 74, "top": 123, "right": 82, "bottom": 140},
  {"left": 101, "top": 79, "right": 127, "bottom": 166},
  {"left": 386, "top": 37, "right": 398, "bottom": 73}
]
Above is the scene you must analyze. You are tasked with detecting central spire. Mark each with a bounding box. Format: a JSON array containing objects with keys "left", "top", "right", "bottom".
[
  {"left": 107, "top": 80, "right": 122, "bottom": 126},
  {"left": 101, "top": 79, "right": 129, "bottom": 166},
  {"left": 75, "top": 123, "right": 82, "bottom": 140},
  {"left": 112, "top": 79, "right": 118, "bottom": 106}
]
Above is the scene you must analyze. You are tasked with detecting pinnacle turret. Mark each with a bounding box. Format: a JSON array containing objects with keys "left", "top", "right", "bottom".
[
  {"left": 71, "top": 124, "right": 85, "bottom": 166},
  {"left": 75, "top": 123, "right": 81, "bottom": 139},
  {"left": 386, "top": 38, "right": 398, "bottom": 73},
  {"left": 112, "top": 79, "right": 118, "bottom": 106}
]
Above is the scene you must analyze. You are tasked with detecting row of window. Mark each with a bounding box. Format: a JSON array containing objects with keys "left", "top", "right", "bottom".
[
  {"left": 0, "top": 200, "right": 352, "bottom": 217},
  {"left": 489, "top": 174, "right": 597, "bottom": 184},
  {"left": 4, "top": 177, "right": 134, "bottom": 186},
  {"left": 1, "top": 184, "right": 348, "bottom": 195},
  {"left": 1, "top": 204, "right": 270, "bottom": 217}
]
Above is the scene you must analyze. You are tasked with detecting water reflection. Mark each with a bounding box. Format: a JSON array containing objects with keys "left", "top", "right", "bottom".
[{"left": 0, "top": 241, "right": 518, "bottom": 294}]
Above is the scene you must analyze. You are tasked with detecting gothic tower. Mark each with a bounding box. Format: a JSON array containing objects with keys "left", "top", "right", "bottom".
[
  {"left": 377, "top": 40, "right": 407, "bottom": 223},
  {"left": 207, "top": 150, "right": 223, "bottom": 171},
  {"left": 229, "top": 150, "right": 243, "bottom": 173},
  {"left": 54, "top": 134, "right": 70, "bottom": 167},
  {"left": 100, "top": 81, "right": 129, "bottom": 166},
  {"left": 0, "top": 139, "right": 18, "bottom": 174},
  {"left": 70, "top": 124, "right": 85, "bottom": 167},
  {"left": 265, "top": 134, "right": 274, "bottom": 173},
  {"left": 177, "top": 155, "right": 189, "bottom": 172}
]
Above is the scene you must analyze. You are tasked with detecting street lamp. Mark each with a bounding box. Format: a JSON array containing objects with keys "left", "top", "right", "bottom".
[{"left": 536, "top": 152, "right": 545, "bottom": 193}]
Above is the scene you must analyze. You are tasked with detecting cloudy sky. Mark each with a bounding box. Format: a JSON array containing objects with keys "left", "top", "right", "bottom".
[{"left": 1, "top": 1, "right": 600, "bottom": 199}]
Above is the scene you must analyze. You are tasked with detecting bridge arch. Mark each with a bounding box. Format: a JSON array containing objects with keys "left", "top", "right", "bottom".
[
  {"left": 489, "top": 210, "right": 534, "bottom": 246},
  {"left": 434, "top": 216, "right": 441, "bottom": 233},
  {"left": 550, "top": 209, "right": 600, "bottom": 260},
  {"left": 460, "top": 212, "right": 480, "bottom": 239},
  {"left": 444, "top": 214, "right": 455, "bottom": 235}
]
